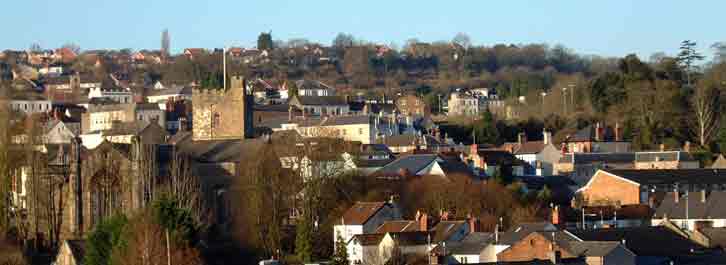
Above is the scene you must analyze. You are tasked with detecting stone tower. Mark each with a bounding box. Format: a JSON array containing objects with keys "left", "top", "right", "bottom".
[{"left": 192, "top": 76, "right": 254, "bottom": 141}]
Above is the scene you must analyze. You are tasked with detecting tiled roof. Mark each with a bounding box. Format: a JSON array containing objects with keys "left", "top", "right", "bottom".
[
  {"left": 388, "top": 231, "right": 432, "bottom": 246},
  {"left": 351, "top": 233, "right": 385, "bottom": 246},
  {"left": 374, "top": 220, "right": 418, "bottom": 233},
  {"left": 446, "top": 232, "right": 493, "bottom": 255},
  {"left": 497, "top": 222, "right": 557, "bottom": 245},
  {"left": 654, "top": 191, "right": 726, "bottom": 219},
  {"left": 341, "top": 201, "right": 388, "bottom": 225},
  {"left": 567, "top": 241, "right": 622, "bottom": 257},
  {"left": 501, "top": 141, "right": 547, "bottom": 155},
  {"left": 559, "top": 153, "right": 635, "bottom": 164}
]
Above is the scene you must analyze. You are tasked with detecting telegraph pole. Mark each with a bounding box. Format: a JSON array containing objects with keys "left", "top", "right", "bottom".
[{"left": 223, "top": 46, "right": 227, "bottom": 90}]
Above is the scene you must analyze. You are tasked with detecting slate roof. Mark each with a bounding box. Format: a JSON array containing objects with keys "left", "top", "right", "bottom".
[
  {"left": 446, "top": 232, "right": 493, "bottom": 255},
  {"left": 497, "top": 222, "right": 557, "bottom": 245},
  {"left": 568, "top": 125, "right": 617, "bottom": 142},
  {"left": 430, "top": 220, "right": 467, "bottom": 243},
  {"left": 103, "top": 120, "right": 155, "bottom": 136},
  {"left": 654, "top": 191, "right": 726, "bottom": 219},
  {"left": 146, "top": 85, "right": 192, "bottom": 97},
  {"left": 293, "top": 95, "right": 347, "bottom": 106},
  {"left": 567, "top": 241, "right": 622, "bottom": 257},
  {"left": 319, "top": 115, "right": 372, "bottom": 126},
  {"left": 501, "top": 141, "right": 548, "bottom": 155},
  {"left": 635, "top": 151, "right": 696, "bottom": 162},
  {"left": 341, "top": 201, "right": 388, "bottom": 225},
  {"left": 388, "top": 231, "right": 432, "bottom": 246},
  {"left": 602, "top": 169, "right": 726, "bottom": 186},
  {"left": 558, "top": 153, "right": 635, "bottom": 164},
  {"left": 569, "top": 226, "right": 705, "bottom": 257},
  {"left": 375, "top": 154, "right": 439, "bottom": 176}
]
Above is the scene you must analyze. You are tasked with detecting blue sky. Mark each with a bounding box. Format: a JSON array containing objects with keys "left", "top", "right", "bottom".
[{"left": 6, "top": 0, "right": 723, "bottom": 59}]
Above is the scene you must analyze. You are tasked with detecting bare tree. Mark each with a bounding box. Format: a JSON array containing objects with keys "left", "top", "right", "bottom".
[
  {"left": 452, "top": 32, "right": 472, "bottom": 49},
  {"left": 690, "top": 86, "right": 720, "bottom": 147}
]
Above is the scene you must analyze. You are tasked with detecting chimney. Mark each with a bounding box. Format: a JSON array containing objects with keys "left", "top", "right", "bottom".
[
  {"left": 674, "top": 190, "right": 680, "bottom": 204},
  {"left": 518, "top": 132, "right": 527, "bottom": 144},
  {"left": 419, "top": 212, "right": 429, "bottom": 231},
  {"left": 660, "top": 144, "right": 666, "bottom": 152},
  {"left": 684, "top": 141, "right": 691, "bottom": 153},
  {"left": 468, "top": 214, "right": 479, "bottom": 233},
  {"left": 288, "top": 105, "right": 293, "bottom": 121},
  {"left": 701, "top": 189, "right": 707, "bottom": 203},
  {"left": 595, "top": 122, "right": 603, "bottom": 142},
  {"left": 551, "top": 205, "right": 561, "bottom": 226},
  {"left": 615, "top": 122, "right": 623, "bottom": 142},
  {"left": 543, "top": 130, "right": 552, "bottom": 145}
]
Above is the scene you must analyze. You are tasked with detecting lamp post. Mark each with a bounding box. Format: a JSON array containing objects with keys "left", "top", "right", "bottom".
[
  {"left": 561, "top": 87, "right": 567, "bottom": 115},
  {"left": 540, "top": 91, "right": 547, "bottom": 115}
]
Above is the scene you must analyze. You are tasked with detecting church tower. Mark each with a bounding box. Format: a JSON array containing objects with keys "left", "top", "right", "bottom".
[{"left": 192, "top": 76, "right": 254, "bottom": 141}]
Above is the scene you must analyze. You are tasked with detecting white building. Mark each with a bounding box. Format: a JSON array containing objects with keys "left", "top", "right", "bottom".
[
  {"left": 88, "top": 86, "right": 133, "bottom": 104},
  {"left": 652, "top": 191, "right": 726, "bottom": 231},
  {"left": 448, "top": 92, "right": 479, "bottom": 116},
  {"left": 333, "top": 201, "right": 401, "bottom": 264}
]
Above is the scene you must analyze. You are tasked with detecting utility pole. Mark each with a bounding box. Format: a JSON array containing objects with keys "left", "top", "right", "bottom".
[
  {"left": 223, "top": 46, "right": 227, "bottom": 90},
  {"left": 569, "top": 84, "right": 575, "bottom": 113}
]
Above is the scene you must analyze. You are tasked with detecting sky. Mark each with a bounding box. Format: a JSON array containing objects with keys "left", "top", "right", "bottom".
[{"left": 5, "top": 0, "right": 724, "bottom": 60}]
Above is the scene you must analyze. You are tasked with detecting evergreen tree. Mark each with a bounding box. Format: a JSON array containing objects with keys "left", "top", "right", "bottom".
[
  {"left": 473, "top": 110, "right": 501, "bottom": 145},
  {"left": 84, "top": 215, "right": 128, "bottom": 265},
  {"left": 295, "top": 215, "right": 315, "bottom": 263},
  {"left": 677, "top": 40, "right": 705, "bottom": 87},
  {"left": 332, "top": 234, "right": 349, "bottom": 265}
]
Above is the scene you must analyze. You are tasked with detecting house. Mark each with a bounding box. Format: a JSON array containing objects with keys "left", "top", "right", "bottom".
[
  {"left": 500, "top": 131, "right": 562, "bottom": 176},
  {"left": 378, "top": 231, "right": 433, "bottom": 263},
  {"left": 44, "top": 116, "right": 81, "bottom": 144},
  {"left": 565, "top": 123, "right": 631, "bottom": 153},
  {"left": 377, "top": 134, "right": 446, "bottom": 154},
  {"left": 395, "top": 95, "right": 429, "bottom": 118},
  {"left": 288, "top": 95, "right": 349, "bottom": 116},
  {"left": 342, "top": 144, "right": 396, "bottom": 175},
  {"left": 280, "top": 115, "right": 396, "bottom": 145},
  {"left": 442, "top": 232, "right": 493, "bottom": 264},
  {"left": 577, "top": 169, "right": 726, "bottom": 207},
  {"left": 295, "top": 79, "right": 336, "bottom": 96},
  {"left": 373, "top": 154, "right": 473, "bottom": 180},
  {"left": 712, "top": 154, "right": 726, "bottom": 169},
  {"left": 652, "top": 191, "right": 726, "bottom": 231},
  {"left": 465, "top": 145, "right": 523, "bottom": 177},
  {"left": 145, "top": 85, "right": 193, "bottom": 107},
  {"left": 53, "top": 47, "right": 78, "bottom": 63},
  {"left": 183, "top": 48, "right": 206, "bottom": 60},
  {"left": 447, "top": 92, "right": 479, "bottom": 116},
  {"left": 8, "top": 92, "right": 52, "bottom": 114},
  {"left": 54, "top": 239, "right": 85, "bottom": 265},
  {"left": 555, "top": 151, "right": 698, "bottom": 186},
  {"left": 81, "top": 120, "right": 168, "bottom": 148},
  {"left": 84, "top": 103, "right": 166, "bottom": 133},
  {"left": 334, "top": 201, "right": 402, "bottom": 259},
  {"left": 570, "top": 226, "right": 716, "bottom": 265},
  {"left": 88, "top": 86, "right": 133, "bottom": 104}
]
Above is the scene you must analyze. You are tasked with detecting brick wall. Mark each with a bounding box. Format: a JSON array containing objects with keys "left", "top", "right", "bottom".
[
  {"left": 497, "top": 233, "right": 576, "bottom": 262},
  {"left": 580, "top": 171, "right": 640, "bottom": 206}
]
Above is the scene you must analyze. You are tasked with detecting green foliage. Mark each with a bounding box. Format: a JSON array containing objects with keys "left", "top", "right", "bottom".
[
  {"left": 294, "top": 215, "right": 314, "bottom": 263},
  {"left": 85, "top": 214, "right": 128, "bottom": 265},
  {"left": 152, "top": 196, "right": 198, "bottom": 244},
  {"left": 473, "top": 110, "right": 501, "bottom": 145},
  {"left": 332, "top": 234, "right": 349, "bottom": 265}
]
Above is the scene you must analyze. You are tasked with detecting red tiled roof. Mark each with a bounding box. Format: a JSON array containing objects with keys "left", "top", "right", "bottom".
[
  {"left": 374, "top": 220, "right": 418, "bottom": 233},
  {"left": 342, "top": 202, "right": 387, "bottom": 225}
]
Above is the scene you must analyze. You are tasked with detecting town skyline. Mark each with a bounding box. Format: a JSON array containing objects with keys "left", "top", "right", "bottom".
[{"left": 6, "top": 0, "right": 725, "bottom": 59}]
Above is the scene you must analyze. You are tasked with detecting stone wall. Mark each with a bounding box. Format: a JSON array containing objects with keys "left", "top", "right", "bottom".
[{"left": 192, "top": 76, "right": 253, "bottom": 141}]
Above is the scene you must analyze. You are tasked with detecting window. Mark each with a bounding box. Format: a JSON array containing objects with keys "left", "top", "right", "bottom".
[
  {"left": 212, "top": 112, "right": 221, "bottom": 129},
  {"left": 358, "top": 128, "right": 363, "bottom": 135}
]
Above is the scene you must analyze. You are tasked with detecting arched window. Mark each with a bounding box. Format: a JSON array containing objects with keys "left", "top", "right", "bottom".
[{"left": 212, "top": 112, "right": 221, "bottom": 129}]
